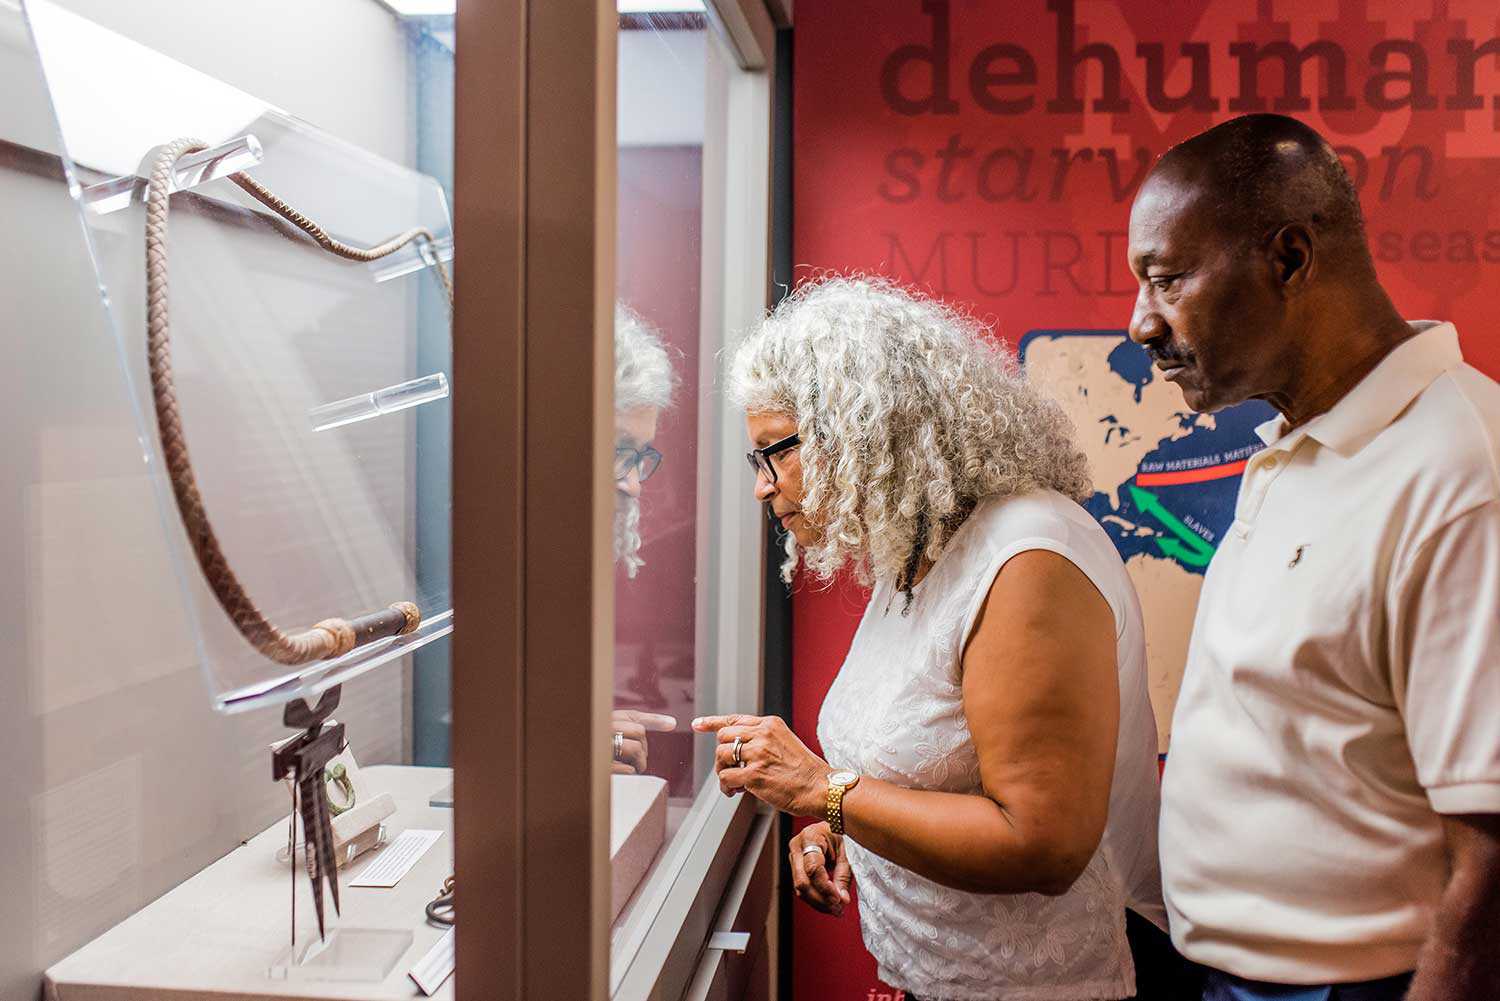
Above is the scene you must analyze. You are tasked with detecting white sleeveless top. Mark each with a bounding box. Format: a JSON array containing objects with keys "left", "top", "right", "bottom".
[{"left": 817, "top": 491, "right": 1165, "bottom": 1001}]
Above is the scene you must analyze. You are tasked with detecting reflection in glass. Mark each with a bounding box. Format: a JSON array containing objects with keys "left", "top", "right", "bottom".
[
  {"left": 610, "top": 4, "right": 712, "bottom": 961},
  {"left": 613, "top": 304, "right": 678, "bottom": 580}
]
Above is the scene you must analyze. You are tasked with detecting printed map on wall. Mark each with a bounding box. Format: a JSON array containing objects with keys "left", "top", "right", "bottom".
[{"left": 1021, "top": 330, "right": 1275, "bottom": 750}]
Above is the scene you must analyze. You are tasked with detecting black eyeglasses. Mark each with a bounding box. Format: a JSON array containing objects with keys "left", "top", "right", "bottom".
[
  {"left": 746, "top": 433, "right": 801, "bottom": 484},
  {"left": 615, "top": 444, "right": 663, "bottom": 482}
]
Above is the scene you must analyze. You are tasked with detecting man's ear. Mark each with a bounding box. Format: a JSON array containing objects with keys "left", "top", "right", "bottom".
[{"left": 1268, "top": 224, "right": 1314, "bottom": 295}]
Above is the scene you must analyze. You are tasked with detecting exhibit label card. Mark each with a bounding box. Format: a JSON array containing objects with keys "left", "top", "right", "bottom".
[{"left": 349, "top": 828, "right": 443, "bottom": 888}]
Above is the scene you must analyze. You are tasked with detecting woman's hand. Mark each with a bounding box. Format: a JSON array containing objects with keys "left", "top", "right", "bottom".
[
  {"left": 789, "top": 822, "right": 853, "bottom": 916},
  {"left": 611, "top": 710, "right": 678, "bottom": 775},
  {"left": 691, "top": 714, "right": 830, "bottom": 817}
]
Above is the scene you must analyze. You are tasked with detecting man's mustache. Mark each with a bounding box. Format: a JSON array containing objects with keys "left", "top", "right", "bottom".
[{"left": 1148, "top": 344, "right": 1192, "bottom": 366}]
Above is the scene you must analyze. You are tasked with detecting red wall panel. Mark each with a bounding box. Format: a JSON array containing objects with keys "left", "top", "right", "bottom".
[{"left": 791, "top": 1, "right": 1500, "bottom": 997}]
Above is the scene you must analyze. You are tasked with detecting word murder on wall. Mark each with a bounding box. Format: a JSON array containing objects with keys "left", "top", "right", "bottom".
[{"left": 883, "top": 226, "right": 1500, "bottom": 298}]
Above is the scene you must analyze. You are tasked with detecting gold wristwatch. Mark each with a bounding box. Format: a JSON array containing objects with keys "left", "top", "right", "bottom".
[{"left": 825, "top": 770, "right": 861, "bottom": 836}]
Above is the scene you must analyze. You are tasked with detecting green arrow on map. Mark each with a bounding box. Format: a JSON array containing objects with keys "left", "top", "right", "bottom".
[{"left": 1127, "top": 484, "right": 1216, "bottom": 568}]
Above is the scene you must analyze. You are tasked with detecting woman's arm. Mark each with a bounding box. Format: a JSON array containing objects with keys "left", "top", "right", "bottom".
[
  {"left": 838, "top": 549, "right": 1120, "bottom": 894},
  {"left": 697, "top": 549, "right": 1121, "bottom": 896}
]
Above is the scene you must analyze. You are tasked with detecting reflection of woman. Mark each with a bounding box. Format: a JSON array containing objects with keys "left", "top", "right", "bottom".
[
  {"left": 696, "top": 278, "right": 1166, "bottom": 1000},
  {"left": 612, "top": 304, "right": 678, "bottom": 773},
  {"left": 614, "top": 303, "right": 675, "bottom": 578}
]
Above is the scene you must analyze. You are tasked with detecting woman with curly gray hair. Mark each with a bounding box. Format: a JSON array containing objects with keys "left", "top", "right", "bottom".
[
  {"left": 609, "top": 303, "right": 679, "bottom": 774},
  {"left": 693, "top": 278, "right": 1167, "bottom": 1001},
  {"left": 613, "top": 303, "right": 677, "bottom": 578}
]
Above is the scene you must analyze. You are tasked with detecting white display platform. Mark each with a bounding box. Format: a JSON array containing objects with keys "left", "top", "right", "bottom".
[
  {"left": 44, "top": 766, "right": 455, "bottom": 1001},
  {"left": 610, "top": 774, "right": 667, "bottom": 923},
  {"left": 427, "top": 772, "right": 666, "bottom": 924},
  {"left": 43, "top": 767, "right": 673, "bottom": 1000}
]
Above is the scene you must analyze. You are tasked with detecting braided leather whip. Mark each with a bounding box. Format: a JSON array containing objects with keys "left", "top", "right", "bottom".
[{"left": 145, "top": 137, "right": 453, "bottom": 666}]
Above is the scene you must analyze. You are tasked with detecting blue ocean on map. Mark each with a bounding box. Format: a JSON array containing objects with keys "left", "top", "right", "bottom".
[{"left": 1020, "top": 330, "right": 1277, "bottom": 576}]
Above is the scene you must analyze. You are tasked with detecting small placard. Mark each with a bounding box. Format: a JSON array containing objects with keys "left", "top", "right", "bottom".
[
  {"left": 348, "top": 828, "right": 443, "bottom": 888},
  {"left": 408, "top": 928, "right": 455, "bottom": 996}
]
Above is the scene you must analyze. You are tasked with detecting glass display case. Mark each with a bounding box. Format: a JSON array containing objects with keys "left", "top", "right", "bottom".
[
  {"left": 6, "top": 0, "right": 464, "bottom": 997},
  {"left": 25, "top": 0, "right": 455, "bottom": 712},
  {"left": 3, "top": 0, "right": 780, "bottom": 997},
  {"left": 608, "top": 4, "right": 776, "bottom": 995}
]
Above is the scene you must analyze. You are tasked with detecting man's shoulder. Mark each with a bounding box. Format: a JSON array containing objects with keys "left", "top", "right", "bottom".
[
  {"left": 1391, "top": 363, "right": 1500, "bottom": 508},
  {"left": 1442, "top": 362, "right": 1500, "bottom": 437},
  {"left": 1408, "top": 364, "right": 1500, "bottom": 470}
]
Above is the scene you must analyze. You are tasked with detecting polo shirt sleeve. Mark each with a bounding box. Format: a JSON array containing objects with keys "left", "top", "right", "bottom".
[{"left": 1390, "top": 498, "right": 1500, "bottom": 814}]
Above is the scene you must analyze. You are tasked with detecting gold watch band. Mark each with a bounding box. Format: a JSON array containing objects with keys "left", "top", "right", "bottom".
[
  {"left": 825, "top": 772, "right": 859, "bottom": 835},
  {"left": 826, "top": 783, "right": 845, "bottom": 835}
]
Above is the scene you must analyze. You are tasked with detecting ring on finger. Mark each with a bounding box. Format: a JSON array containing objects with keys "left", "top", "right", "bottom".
[
  {"left": 613, "top": 732, "right": 625, "bottom": 761},
  {"left": 732, "top": 736, "right": 745, "bottom": 767},
  {"left": 800, "top": 844, "right": 825, "bottom": 857}
]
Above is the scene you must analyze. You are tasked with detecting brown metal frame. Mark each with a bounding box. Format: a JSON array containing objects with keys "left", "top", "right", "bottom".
[
  {"left": 452, "top": 2, "right": 616, "bottom": 998},
  {"left": 705, "top": 0, "right": 776, "bottom": 69},
  {"left": 453, "top": 4, "right": 784, "bottom": 997},
  {"left": 451, "top": 0, "right": 524, "bottom": 996}
]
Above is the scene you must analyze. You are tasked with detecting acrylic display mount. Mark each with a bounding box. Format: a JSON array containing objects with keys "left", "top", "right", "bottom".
[{"left": 22, "top": 0, "right": 456, "bottom": 712}]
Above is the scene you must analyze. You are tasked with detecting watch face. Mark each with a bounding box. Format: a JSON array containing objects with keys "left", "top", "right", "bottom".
[{"left": 829, "top": 770, "right": 858, "bottom": 786}]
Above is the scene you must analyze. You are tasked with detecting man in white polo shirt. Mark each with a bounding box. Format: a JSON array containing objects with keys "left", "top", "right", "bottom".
[{"left": 1127, "top": 113, "right": 1500, "bottom": 1001}]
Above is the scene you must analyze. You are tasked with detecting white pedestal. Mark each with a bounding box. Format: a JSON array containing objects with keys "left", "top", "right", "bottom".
[
  {"left": 42, "top": 766, "right": 674, "bottom": 999},
  {"left": 610, "top": 774, "right": 667, "bottom": 924},
  {"left": 44, "top": 766, "right": 455, "bottom": 1001}
]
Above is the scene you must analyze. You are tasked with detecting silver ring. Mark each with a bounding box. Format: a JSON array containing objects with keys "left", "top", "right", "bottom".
[
  {"left": 732, "top": 736, "right": 744, "bottom": 767},
  {"left": 800, "top": 844, "right": 825, "bottom": 857},
  {"left": 613, "top": 731, "right": 625, "bottom": 760}
]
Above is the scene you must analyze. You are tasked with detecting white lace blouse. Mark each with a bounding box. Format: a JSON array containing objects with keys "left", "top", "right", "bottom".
[{"left": 817, "top": 491, "right": 1166, "bottom": 1001}]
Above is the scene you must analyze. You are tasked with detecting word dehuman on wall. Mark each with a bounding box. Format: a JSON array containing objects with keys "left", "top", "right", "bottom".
[{"left": 877, "top": 0, "right": 1500, "bottom": 207}]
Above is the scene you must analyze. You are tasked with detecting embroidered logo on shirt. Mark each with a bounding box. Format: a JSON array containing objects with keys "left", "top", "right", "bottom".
[{"left": 1288, "top": 545, "right": 1308, "bottom": 568}]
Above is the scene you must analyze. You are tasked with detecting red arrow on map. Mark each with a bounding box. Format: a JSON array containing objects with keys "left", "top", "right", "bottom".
[{"left": 1134, "top": 458, "right": 1248, "bottom": 487}]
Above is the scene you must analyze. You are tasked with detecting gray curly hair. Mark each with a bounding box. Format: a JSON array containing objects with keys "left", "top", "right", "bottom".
[
  {"left": 615, "top": 304, "right": 677, "bottom": 577},
  {"left": 616, "top": 303, "right": 676, "bottom": 413},
  {"left": 728, "top": 277, "right": 1091, "bottom": 597}
]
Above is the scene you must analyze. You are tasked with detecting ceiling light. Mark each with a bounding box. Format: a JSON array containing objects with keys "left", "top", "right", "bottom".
[
  {"left": 617, "top": 1, "right": 706, "bottom": 10},
  {"left": 375, "top": 0, "right": 454, "bottom": 16},
  {"left": 376, "top": 0, "right": 706, "bottom": 14}
]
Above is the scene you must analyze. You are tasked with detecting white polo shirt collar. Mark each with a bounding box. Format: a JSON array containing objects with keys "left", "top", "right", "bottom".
[{"left": 1252, "top": 321, "right": 1463, "bottom": 457}]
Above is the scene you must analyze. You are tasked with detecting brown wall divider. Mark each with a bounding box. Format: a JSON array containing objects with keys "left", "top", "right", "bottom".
[
  {"left": 452, "top": 0, "right": 525, "bottom": 997},
  {"left": 453, "top": 1, "right": 616, "bottom": 998}
]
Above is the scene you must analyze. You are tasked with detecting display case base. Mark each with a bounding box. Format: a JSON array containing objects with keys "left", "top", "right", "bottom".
[
  {"left": 611, "top": 774, "right": 668, "bottom": 924},
  {"left": 268, "top": 927, "right": 415, "bottom": 983}
]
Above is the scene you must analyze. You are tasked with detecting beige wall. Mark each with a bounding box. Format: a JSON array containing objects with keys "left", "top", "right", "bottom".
[
  {"left": 50, "top": 0, "right": 412, "bottom": 166},
  {"left": 0, "top": 3, "right": 416, "bottom": 999}
]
